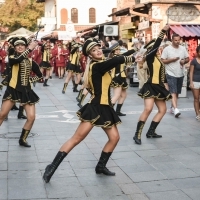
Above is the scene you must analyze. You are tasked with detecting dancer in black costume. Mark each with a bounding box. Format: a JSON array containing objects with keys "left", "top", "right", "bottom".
[
  {"left": 133, "top": 25, "right": 172, "bottom": 145},
  {"left": 109, "top": 42, "right": 136, "bottom": 116},
  {"left": 43, "top": 38, "right": 135, "bottom": 183},
  {"left": 0, "top": 37, "right": 43, "bottom": 147}
]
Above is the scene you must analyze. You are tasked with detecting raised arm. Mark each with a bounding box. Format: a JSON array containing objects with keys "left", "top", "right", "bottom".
[
  {"left": 94, "top": 55, "right": 135, "bottom": 74},
  {"left": 122, "top": 49, "right": 136, "bottom": 56},
  {"left": 146, "top": 25, "right": 169, "bottom": 59}
]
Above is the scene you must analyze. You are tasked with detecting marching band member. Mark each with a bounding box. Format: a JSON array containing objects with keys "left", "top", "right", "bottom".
[
  {"left": 110, "top": 42, "right": 136, "bottom": 116},
  {"left": 40, "top": 39, "right": 52, "bottom": 86},
  {"left": 0, "top": 37, "right": 43, "bottom": 147},
  {"left": 133, "top": 25, "right": 171, "bottom": 145},
  {"left": 62, "top": 40, "right": 82, "bottom": 93},
  {"left": 43, "top": 38, "right": 135, "bottom": 183}
]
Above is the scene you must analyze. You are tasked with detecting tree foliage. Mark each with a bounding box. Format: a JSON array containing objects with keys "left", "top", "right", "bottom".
[{"left": 0, "top": 0, "right": 44, "bottom": 32}]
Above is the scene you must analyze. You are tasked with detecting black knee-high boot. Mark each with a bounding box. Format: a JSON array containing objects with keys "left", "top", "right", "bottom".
[
  {"left": 77, "top": 94, "right": 86, "bottom": 108},
  {"left": 76, "top": 89, "right": 83, "bottom": 102},
  {"left": 11, "top": 104, "right": 19, "bottom": 110},
  {"left": 116, "top": 104, "right": 126, "bottom": 116},
  {"left": 19, "top": 129, "right": 31, "bottom": 147},
  {"left": 62, "top": 83, "right": 68, "bottom": 94},
  {"left": 43, "top": 151, "right": 68, "bottom": 183},
  {"left": 133, "top": 121, "right": 145, "bottom": 145},
  {"left": 146, "top": 121, "right": 162, "bottom": 138},
  {"left": 95, "top": 151, "right": 115, "bottom": 176},
  {"left": 43, "top": 79, "right": 49, "bottom": 86},
  {"left": 18, "top": 106, "right": 27, "bottom": 119},
  {"left": 73, "top": 84, "right": 79, "bottom": 92}
]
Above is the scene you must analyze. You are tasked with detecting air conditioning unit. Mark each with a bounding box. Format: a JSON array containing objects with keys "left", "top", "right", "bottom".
[{"left": 104, "top": 25, "right": 118, "bottom": 36}]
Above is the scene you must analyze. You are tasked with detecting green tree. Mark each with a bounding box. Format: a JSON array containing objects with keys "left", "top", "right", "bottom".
[{"left": 0, "top": 0, "right": 44, "bottom": 32}]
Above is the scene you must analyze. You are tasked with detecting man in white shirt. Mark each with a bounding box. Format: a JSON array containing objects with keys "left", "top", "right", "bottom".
[{"left": 161, "top": 34, "right": 189, "bottom": 117}]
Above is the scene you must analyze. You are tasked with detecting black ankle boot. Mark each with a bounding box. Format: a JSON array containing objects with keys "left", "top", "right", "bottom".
[
  {"left": 73, "top": 84, "right": 79, "bottom": 92},
  {"left": 18, "top": 106, "right": 27, "bottom": 119},
  {"left": 43, "top": 151, "right": 67, "bottom": 183},
  {"left": 146, "top": 121, "right": 162, "bottom": 138},
  {"left": 11, "top": 104, "right": 19, "bottom": 110},
  {"left": 43, "top": 79, "right": 49, "bottom": 86},
  {"left": 95, "top": 151, "right": 115, "bottom": 176},
  {"left": 19, "top": 129, "right": 31, "bottom": 147},
  {"left": 133, "top": 121, "right": 145, "bottom": 145},
  {"left": 77, "top": 94, "right": 86, "bottom": 108},
  {"left": 76, "top": 89, "right": 83, "bottom": 102},
  {"left": 116, "top": 104, "right": 126, "bottom": 116},
  {"left": 62, "top": 83, "right": 68, "bottom": 94}
]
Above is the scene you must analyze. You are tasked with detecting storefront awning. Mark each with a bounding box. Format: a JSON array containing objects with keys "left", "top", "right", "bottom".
[{"left": 170, "top": 25, "right": 200, "bottom": 37}]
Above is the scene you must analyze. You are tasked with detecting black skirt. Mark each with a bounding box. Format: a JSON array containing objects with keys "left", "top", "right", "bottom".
[
  {"left": 77, "top": 103, "right": 121, "bottom": 128},
  {"left": 40, "top": 61, "right": 52, "bottom": 69},
  {"left": 3, "top": 86, "right": 40, "bottom": 105},
  {"left": 67, "top": 63, "right": 82, "bottom": 74},
  {"left": 111, "top": 76, "right": 128, "bottom": 89},
  {"left": 138, "top": 82, "right": 172, "bottom": 101}
]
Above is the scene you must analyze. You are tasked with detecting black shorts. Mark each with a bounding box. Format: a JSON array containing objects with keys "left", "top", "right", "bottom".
[{"left": 166, "top": 74, "right": 184, "bottom": 94}]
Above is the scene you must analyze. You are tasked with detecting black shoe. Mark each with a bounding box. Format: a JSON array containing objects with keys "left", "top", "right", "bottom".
[
  {"left": 50, "top": 76, "right": 52, "bottom": 79},
  {"left": 95, "top": 152, "right": 115, "bottom": 176},
  {"left": 4, "top": 116, "right": 8, "bottom": 121},
  {"left": 73, "top": 88, "right": 79, "bottom": 92},
  {"left": 146, "top": 121, "right": 162, "bottom": 138},
  {"left": 43, "top": 151, "right": 67, "bottom": 183},
  {"left": 18, "top": 114, "right": 27, "bottom": 119},
  {"left": 133, "top": 135, "right": 141, "bottom": 145},
  {"left": 19, "top": 139, "right": 31, "bottom": 147},
  {"left": 96, "top": 167, "right": 115, "bottom": 176},
  {"left": 146, "top": 132, "right": 162, "bottom": 138},
  {"left": 77, "top": 102, "right": 82, "bottom": 108},
  {"left": 19, "top": 129, "right": 31, "bottom": 148},
  {"left": 117, "top": 112, "right": 126, "bottom": 116},
  {"left": 43, "top": 83, "right": 49, "bottom": 86},
  {"left": 133, "top": 121, "right": 145, "bottom": 145},
  {"left": 11, "top": 104, "right": 19, "bottom": 110}
]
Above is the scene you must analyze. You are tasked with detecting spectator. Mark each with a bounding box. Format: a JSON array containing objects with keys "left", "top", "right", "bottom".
[
  {"left": 161, "top": 34, "right": 189, "bottom": 118},
  {"left": 189, "top": 45, "right": 200, "bottom": 120}
]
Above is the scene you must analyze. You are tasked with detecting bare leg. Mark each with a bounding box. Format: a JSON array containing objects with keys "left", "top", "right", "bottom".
[
  {"left": 111, "top": 87, "right": 122, "bottom": 104},
  {"left": 23, "top": 104, "right": 36, "bottom": 130},
  {"left": 64, "top": 71, "right": 72, "bottom": 83},
  {"left": 117, "top": 89, "right": 127, "bottom": 104},
  {"left": 171, "top": 93, "right": 178, "bottom": 108},
  {"left": 58, "top": 67, "right": 61, "bottom": 78},
  {"left": 60, "top": 67, "right": 64, "bottom": 78},
  {"left": 102, "top": 125, "right": 120, "bottom": 152},
  {"left": 60, "top": 122, "right": 93, "bottom": 153},
  {"left": 0, "top": 100, "right": 15, "bottom": 125},
  {"left": 192, "top": 89, "right": 200, "bottom": 116},
  {"left": 152, "top": 100, "right": 167, "bottom": 122},
  {"left": 139, "top": 98, "right": 155, "bottom": 122}
]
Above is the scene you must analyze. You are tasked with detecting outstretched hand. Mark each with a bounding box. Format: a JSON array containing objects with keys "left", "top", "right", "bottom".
[{"left": 163, "top": 25, "right": 170, "bottom": 31}]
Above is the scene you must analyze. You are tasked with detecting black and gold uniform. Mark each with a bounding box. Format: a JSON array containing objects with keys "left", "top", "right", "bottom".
[
  {"left": 40, "top": 43, "right": 52, "bottom": 69},
  {"left": 138, "top": 30, "right": 171, "bottom": 101},
  {"left": 67, "top": 41, "right": 82, "bottom": 74},
  {"left": 77, "top": 40, "right": 135, "bottom": 128},
  {"left": 110, "top": 44, "right": 136, "bottom": 89},
  {"left": 2, "top": 37, "right": 43, "bottom": 105}
]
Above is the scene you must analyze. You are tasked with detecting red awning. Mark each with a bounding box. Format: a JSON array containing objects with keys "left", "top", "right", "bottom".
[{"left": 170, "top": 25, "right": 200, "bottom": 37}]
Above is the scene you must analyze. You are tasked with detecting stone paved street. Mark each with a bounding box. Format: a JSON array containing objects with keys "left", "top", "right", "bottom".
[{"left": 0, "top": 76, "right": 200, "bottom": 200}]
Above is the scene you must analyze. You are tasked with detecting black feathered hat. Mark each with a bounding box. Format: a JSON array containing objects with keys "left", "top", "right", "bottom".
[
  {"left": 11, "top": 37, "right": 28, "bottom": 47},
  {"left": 82, "top": 38, "right": 101, "bottom": 56}
]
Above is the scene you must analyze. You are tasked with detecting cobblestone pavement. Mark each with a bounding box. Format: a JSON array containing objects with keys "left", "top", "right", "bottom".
[{"left": 0, "top": 76, "right": 200, "bottom": 200}]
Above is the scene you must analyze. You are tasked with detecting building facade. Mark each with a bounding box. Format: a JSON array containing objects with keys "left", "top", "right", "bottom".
[{"left": 37, "top": 0, "right": 117, "bottom": 32}]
